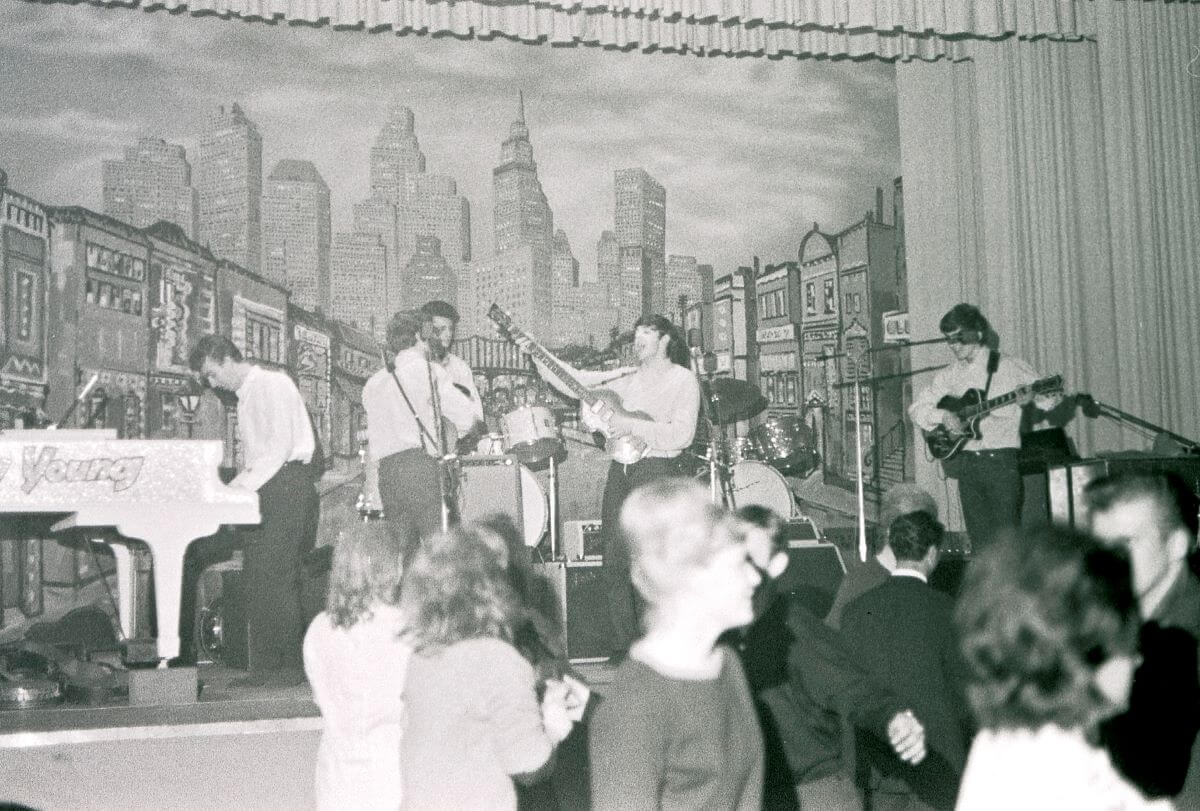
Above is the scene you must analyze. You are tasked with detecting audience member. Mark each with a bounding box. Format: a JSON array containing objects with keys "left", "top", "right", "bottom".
[
  {"left": 400, "top": 524, "right": 576, "bottom": 810},
  {"left": 302, "top": 522, "right": 410, "bottom": 811},
  {"left": 826, "top": 483, "right": 938, "bottom": 629},
  {"left": 1087, "top": 472, "right": 1200, "bottom": 801},
  {"left": 954, "top": 525, "right": 1169, "bottom": 809},
  {"left": 840, "top": 512, "right": 970, "bottom": 809},
  {"left": 475, "top": 512, "right": 594, "bottom": 811},
  {"left": 734, "top": 505, "right": 927, "bottom": 811},
  {"left": 589, "top": 479, "right": 762, "bottom": 809}
]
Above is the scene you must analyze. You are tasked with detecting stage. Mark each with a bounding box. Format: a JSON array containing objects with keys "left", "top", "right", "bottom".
[{"left": 0, "top": 661, "right": 615, "bottom": 810}]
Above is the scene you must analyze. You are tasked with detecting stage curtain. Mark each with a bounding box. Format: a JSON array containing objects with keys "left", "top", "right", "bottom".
[
  {"left": 30, "top": 0, "right": 1120, "bottom": 60},
  {"left": 897, "top": 0, "right": 1200, "bottom": 530}
]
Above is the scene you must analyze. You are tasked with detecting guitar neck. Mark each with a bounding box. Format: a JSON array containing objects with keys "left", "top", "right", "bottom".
[
  {"left": 492, "top": 312, "right": 597, "bottom": 406},
  {"left": 961, "top": 378, "right": 1057, "bottom": 420}
]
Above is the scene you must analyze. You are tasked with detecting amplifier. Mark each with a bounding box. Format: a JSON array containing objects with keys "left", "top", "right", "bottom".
[
  {"left": 459, "top": 454, "right": 524, "bottom": 530},
  {"left": 562, "top": 520, "right": 603, "bottom": 560},
  {"left": 537, "top": 560, "right": 611, "bottom": 663},
  {"left": 194, "top": 559, "right": 249, "bottom": 668},
  {"left": 1048, "top": 455, "right": 1200, "bottom": 529}
]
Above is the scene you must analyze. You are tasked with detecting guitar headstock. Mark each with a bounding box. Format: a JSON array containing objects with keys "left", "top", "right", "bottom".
[{"left": 487, "top": 303, "right": 512, "bottom": 332}]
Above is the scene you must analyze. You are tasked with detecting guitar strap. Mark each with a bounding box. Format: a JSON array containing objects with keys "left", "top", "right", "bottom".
[
  {"left": 389, "top": 367, "right": 440, "bottom": 455},
  {"left": 983, "top": 350, "right": 999, "bottom": 400}
]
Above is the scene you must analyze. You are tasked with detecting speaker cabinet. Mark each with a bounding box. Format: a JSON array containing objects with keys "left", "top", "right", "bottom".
[
  {"left": 562, "top": 520, "right": 603, "bottom": 560},
  {"left": 537, "top": 560, "right": 611, "bottom": 663},
  {"left": 1048, "top": 456, "right": 1200, "bottom": 529},
  {"left": 774, "top": 542, "right": 846, "bottom": 619},
  {"left": 459, "top": 455, "right": 524, "bottom": 529},
  {"left": 194, "top": 560, "right": 249, "bottom": 668}
]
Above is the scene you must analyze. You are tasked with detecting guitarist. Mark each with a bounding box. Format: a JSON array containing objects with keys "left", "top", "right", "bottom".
[
  {"left": 362, "top": 310, "right": 481, "bottom": 567},
  {"left": 517, "top": 314, "right": 700, "bottom": 660},
  {"left": 908, "top": 304, "right": 1061, "bottom": 553}
]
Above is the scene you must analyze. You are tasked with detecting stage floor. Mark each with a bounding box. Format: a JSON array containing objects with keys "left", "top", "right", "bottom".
[{"left": 0, "top": 660, "right": 615, "bottom": 809}]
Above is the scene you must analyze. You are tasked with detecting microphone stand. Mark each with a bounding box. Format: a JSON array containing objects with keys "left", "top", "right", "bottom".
[
  {"left": 1077, "top": 394, "right": 1200, "bottom": 453},
  {"left": 425, "top": 350, "right": 458, "bottom": 533},
  {"left": 691, "top": 348, "right": 736, "bottom": 508},
  {"left": 54, "top": 373, "right": 100, "bottom": 429}
]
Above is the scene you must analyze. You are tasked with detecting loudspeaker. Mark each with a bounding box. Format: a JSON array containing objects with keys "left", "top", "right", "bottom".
[
  {"left": 1048, "top": 456, "right": 1200, "bottom": 529},
  {"left": 774, "top": 542, "right": 845, "bottom": 618},
  {"left": 562, "top": 520, "right": 603, "bottom": 560},
  {"left": 193, "top": 560, "right": 249, "bottom": 669},
  {"left": 537, "top": 560, "right": 611, "bottom": 663},
  {"left": 459, "top": 454, "right": 524, "bottom": 529}
]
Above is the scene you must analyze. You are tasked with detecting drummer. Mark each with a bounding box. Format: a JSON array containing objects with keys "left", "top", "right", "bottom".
[{"left": 419, "top": 301, "right": 485, "bottom": 448}]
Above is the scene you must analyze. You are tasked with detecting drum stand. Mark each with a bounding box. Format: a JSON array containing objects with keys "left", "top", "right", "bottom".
[{"left": 548, "top": 453, "right": 560, "bottom": 558}]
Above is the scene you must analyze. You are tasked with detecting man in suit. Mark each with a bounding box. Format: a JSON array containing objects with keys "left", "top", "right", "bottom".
[
  {"left": 734, "top": 505, "right": 928, "bottom": 810},
  {"left": 1087, "top": 471, "right": 1200, "bottom": 803},
  {"left": 841, "top": 512, "right": 971, "bottom": 810},
  {"left": 826, "top": 483, "right": 938, "bottom": 629}
]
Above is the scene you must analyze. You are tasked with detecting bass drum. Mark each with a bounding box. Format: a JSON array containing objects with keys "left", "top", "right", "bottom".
[
  {"left": 518, "top": 466, "right": 549, "bottom": 548},
  {"left": 728, "top": 460, "right": 796, "bottom": 518}
]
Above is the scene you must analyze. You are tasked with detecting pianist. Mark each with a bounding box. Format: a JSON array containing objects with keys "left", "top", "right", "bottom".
[{"left": 190, "top": 334, "right": 319, "bottom": 685}]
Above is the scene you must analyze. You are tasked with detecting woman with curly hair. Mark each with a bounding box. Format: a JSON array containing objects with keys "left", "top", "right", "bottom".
[
  {"left": 590, "top": 478, "right": 764, "bottom": 810},
  {"left": 302, "top": 521, "right": 410, "bottom": 811},
  {"left": 954, "top": 525, "right": 1170, "bottom": 809},
  {"left": 399, "top": 522, "right": 576, "bottom": 810}
]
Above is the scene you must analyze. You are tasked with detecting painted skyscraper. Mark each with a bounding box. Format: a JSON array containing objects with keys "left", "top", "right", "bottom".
[
  {"left": 493, "top": 92, "right": 553, "bottom": 254},
  {"left": 334, "top": 103, "right": 469, "bottom": 322},
  {"left": 262, "top": 159, "right": 331, "bottom": 311},
  {"left": 102, "top": 137, "right": 198, "bottom": 238},
  {"left": 196, "top": 103, "right": 262, "bottom": 274},
  {"left": 613, "top": 168, "right": 666, "bottom": 323},
  {"left": 465, "top": 94, "right": 554, "bottom": 338},
  {"left": 330, "top": 231, "right": 388, "bottom": 341}
]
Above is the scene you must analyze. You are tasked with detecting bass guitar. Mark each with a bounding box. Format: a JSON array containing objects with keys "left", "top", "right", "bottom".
[
  {"left": 488, "top": 303, "right": 650, "bottom": 465},
  {"left": 924, "top": 375, "right": 1064, "bottom": 460}
]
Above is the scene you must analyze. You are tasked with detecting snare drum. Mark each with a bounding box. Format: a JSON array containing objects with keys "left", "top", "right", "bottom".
[
  {"left": 518, "top": 467, "right": 549, "bottom": 548},
  {"left": 728, "top": 460, "right": 796, "bottom": 517},
  {"left": 501, "top": 405, "right": 564, "bottom": 466}
]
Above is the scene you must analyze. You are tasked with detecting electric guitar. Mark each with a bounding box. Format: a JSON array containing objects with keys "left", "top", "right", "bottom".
[
  {"left": 924, "top": 375, "right": 1064, "bottom": 460},
  {"left": 488, "top": 303, "right": 651, "bottom": 465}
]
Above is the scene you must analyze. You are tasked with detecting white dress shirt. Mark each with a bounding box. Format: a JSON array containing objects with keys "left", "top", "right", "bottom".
[
  {"left": 362, "top": 346, "right": 478, "bottom": 461},
  {"left": 957, "top": 725, "right": 1171, "bottom": 810},
  {"left": 909, "top": 350, "right": 1049, "bottom": 451},
  {"left": 232, "top": 365, "right": 315, "bottom": 492},
  {"left": 438, "top": 352, "right": 484, "bottom": 423}
]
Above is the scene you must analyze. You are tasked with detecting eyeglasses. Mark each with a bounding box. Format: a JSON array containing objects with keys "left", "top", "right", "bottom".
[{"left": 944, "top": 331, "right": 974, "bottom": 346}]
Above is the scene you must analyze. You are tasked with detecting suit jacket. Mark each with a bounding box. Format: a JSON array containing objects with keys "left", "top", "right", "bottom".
[
  {"left": 738, "top": 590, "right": 905, "bottom": 785},
  {"left": 840, "top": 574, "right": 971, "bottom": 809},
  {"left": 825, "top": 556, "right": 889, "bottom": 630},
  {"left": 1102, "top": 567, "right": 1200, "bottom": 800}
]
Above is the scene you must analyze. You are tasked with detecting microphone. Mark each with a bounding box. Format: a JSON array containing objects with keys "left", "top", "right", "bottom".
[{"left": 53, "top": 374, "right": 100, "bottom": 430}]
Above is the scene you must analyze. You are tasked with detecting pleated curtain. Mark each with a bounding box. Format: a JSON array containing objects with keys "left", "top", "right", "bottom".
[{"left": 898, "top": 1, "right": 1200, "bottom": 529}]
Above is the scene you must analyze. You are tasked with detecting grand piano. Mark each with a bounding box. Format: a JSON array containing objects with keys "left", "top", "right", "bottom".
[{"left": 0, "top": 429, "right": 260, "bottom": 664}]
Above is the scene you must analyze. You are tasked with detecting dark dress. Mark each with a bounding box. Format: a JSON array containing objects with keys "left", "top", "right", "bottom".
[{"left": 590, "top": 647, "right": 763, "bottom": 810}]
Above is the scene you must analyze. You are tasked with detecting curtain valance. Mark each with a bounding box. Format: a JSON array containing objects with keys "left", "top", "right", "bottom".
[{"left": 30, "top": 0, "right": 1156, "bottom": 60}]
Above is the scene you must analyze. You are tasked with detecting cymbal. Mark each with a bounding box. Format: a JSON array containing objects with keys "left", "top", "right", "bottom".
[{"left": 706, "top": 377, "right": 768, "bottom": 423}]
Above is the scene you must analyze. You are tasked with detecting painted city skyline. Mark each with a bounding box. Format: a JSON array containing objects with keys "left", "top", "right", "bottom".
[{"left": 0, "top": 2, "right": 901, "bottom": 285}]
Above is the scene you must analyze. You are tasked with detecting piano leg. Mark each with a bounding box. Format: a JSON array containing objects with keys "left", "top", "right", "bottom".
[
  {"left": 110, "top": 543, "right": 136, "bottom": 640},
  {"left": 147, "top": 538, "right": 188, "bottom": 665}
]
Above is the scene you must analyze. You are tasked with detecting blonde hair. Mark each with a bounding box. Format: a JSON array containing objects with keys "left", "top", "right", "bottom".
[
  {"left": 620, "top": 478, "right": 734, "bottom": 605},
  {"left": 325, "top": 521, "right": 404, "bottom": 629}
]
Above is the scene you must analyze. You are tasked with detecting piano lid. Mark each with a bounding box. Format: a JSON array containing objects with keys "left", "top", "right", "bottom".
[{"left": 0, "top": 431, "right": 257, "bottom": 520}]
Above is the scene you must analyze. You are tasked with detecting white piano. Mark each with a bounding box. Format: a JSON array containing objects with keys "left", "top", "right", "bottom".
[{"left": 0, "top": 430, "right": 259, "bottom": 664}]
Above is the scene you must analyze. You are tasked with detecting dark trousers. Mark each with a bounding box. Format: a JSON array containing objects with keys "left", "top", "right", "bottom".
[
  {"left": 378, "top": 448, "right": 444, "bottom": 568},
  {"left": 599, "top": 456, "right": 689, "bottom": 659},
  {"left": 243, "top": 462, "right": 319, "bottom": 671},
  {"left": 951, "top": 449, "right": 1022, "bottom": 554}
]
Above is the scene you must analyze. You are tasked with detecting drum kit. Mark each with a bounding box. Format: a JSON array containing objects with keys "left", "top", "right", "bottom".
[
  {"left": 358, "top": 402, "right": 566, "bottom": 549},
  {"left": 692, "top": 376, "right": 821, "bottom": 518}
]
